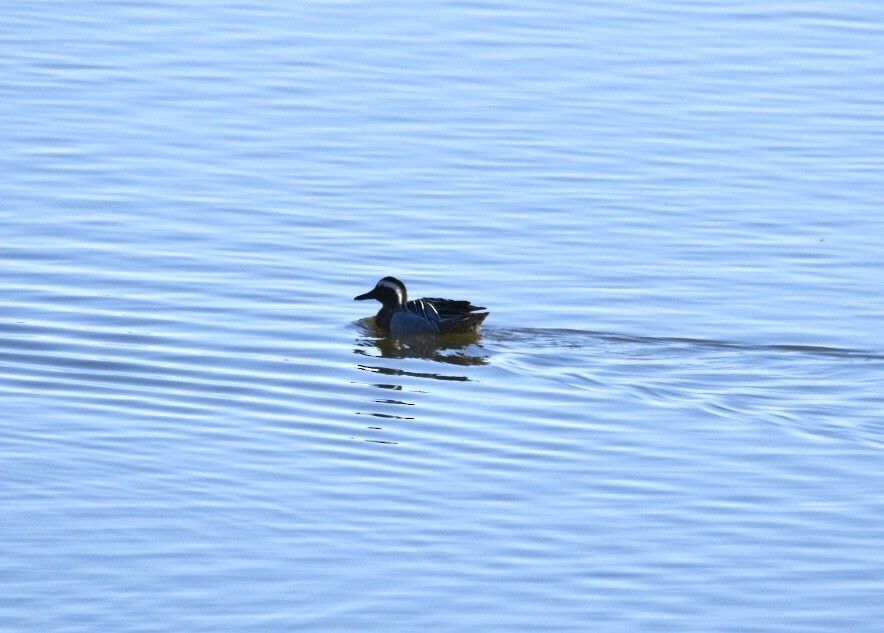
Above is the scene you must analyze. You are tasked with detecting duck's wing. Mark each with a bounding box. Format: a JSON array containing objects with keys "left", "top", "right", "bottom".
[
  {"left": 391, "top": 299, "right": 442, "bottom": 334},
  {"left": 420, "top": 298, "right": 488, "bottom": 321}
]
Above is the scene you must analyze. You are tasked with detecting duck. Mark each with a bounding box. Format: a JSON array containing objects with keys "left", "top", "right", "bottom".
[{"left": 355, "top": 276, "right": 489, "bottom": 335}]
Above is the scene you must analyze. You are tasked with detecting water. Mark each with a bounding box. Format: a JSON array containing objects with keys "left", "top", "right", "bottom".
[{"left": 3, "top": 1, "right": 884, "bottom": 631}]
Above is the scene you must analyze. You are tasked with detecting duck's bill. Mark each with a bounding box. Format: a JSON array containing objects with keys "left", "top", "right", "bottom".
[{"left": 354, "top": 289, "right": 377, "bottom": 301}]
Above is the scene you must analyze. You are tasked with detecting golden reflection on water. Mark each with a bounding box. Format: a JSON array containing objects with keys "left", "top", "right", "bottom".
[{"left": 352, "top": 318, "right": 489, "bottom": 370}]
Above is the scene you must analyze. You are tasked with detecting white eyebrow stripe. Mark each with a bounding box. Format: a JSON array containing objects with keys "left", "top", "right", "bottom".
[{"left": 378, "top": 279, "right": 405, "bottom": 301}]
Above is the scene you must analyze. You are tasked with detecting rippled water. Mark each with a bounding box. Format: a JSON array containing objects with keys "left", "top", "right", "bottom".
[{"left": 3, "top": 0, "right": 884, "bottom": 631}]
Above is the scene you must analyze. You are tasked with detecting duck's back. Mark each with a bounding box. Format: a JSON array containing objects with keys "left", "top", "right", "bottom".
[
  {"left": 422, "top": 298, "right": 485, "bottom": 320},
  {"left": 421, "top": 297, "right": 488, "bottom": 334}
]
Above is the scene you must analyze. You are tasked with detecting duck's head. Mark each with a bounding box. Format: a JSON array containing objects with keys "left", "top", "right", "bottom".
[{"left": 354, "top": 276, "right": 407, "bottom": 307}]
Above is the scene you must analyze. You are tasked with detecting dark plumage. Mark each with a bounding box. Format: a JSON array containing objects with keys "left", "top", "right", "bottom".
[{"left": 354, "top": 276, "right": 489, "bottom": 335}]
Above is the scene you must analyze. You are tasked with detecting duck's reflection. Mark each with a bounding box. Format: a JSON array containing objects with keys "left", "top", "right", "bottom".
[
  {"left": 351, "top": 320, "right": 489, "bottom": 444},
  {"left": 357, "top": 362, "right": 470, "bottom": 382},
  {"left": 353, "top": 318, "right": 489, "bottom": 370}
]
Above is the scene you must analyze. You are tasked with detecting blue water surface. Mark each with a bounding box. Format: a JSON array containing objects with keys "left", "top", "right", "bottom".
[{"left": 2, "top": 1, "right": 884, "bottom": 631}]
